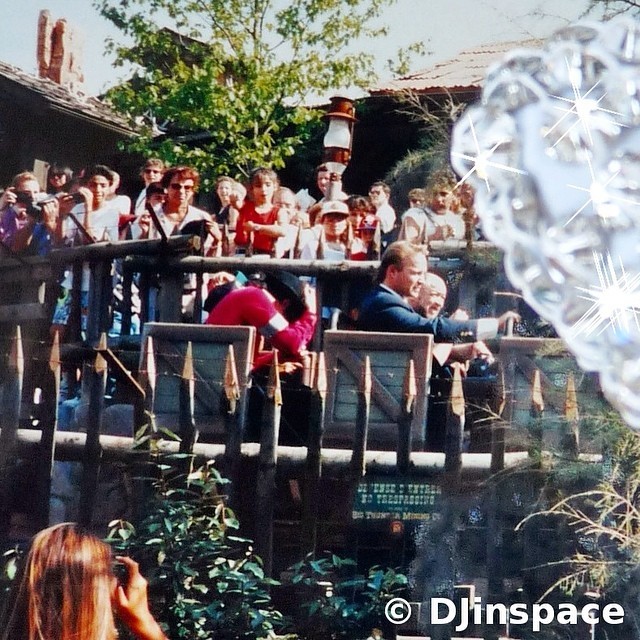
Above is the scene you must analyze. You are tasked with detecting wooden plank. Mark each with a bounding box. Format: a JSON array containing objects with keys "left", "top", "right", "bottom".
[
  {"left": 0, "top": 302, "right": 47, "bottom": 323},
  {"left": 0, "top": 327, "right": 24, "bottom": 542},
  {"left": 78, "top": 335, "right": 107, "bottom": 528},
  {"left": 255, "top": 351, "right": 282, "bottom": 577},
  {"left": 141, "top": 323, "right": 255, "bottom": 438},
  {"left": 324, "top": 330, "right": 432, "bottom": 448}
]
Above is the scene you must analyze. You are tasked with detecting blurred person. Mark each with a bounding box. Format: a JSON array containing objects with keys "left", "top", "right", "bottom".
[
  {"left": 46, "top": 164, "right": 73, "bottom": 195},
  {"left": 409, "top": 272, "right": 494, "bottom": 372},
  {"left": 273, "top": 186, "right": 308, "bottom": 257},
  {"left": 206, "top": 270, "right": 317, "bottom": 443},
  {"left": 398, "top": 187, "right": 435, "bottom": 245},
  {"left": 12, "top": 196, "right": 63, "bottom": 256},
  {"left": 106, "top": 169, "right": 133, "bottom": 239},
  {"left": 134, "top": 158, "right": 165, "bottom": 214},
  {"left": 234, "top": 167, "right": 287, "bottom": 255},
  {"left": 0, "top": 522, "right": 167, "bottom": 640},
  {"left": 307, "top": 164, "right": 348, "bottom": 226},
  {"left": 299, "top": 199, "right": 351, "bottom": 260},
  {"left": 346, "top": 195, "right": 378, "bottom": 260},
  {"left": 426, "top": 186, "right": 465, "bottom": 241},
  {"left": 368, "top": 181, "right": 396, "bottom": 247},
  {"left": 0, "top": 172, "right": 44, "bottom": 248},
  {"left": 214, "top": 175, "right": 240, "bottom": 230},
  {"left": 132, "top": 166, "right": 219, "bottom": 245}
]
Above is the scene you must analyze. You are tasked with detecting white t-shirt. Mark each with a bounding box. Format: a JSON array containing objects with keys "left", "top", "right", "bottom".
[
  {"left": 65, "top": 201, "right": 122, "bottom": 243},
  {"left": 375, "top": 202, "right": 396, "bottom": 234}
]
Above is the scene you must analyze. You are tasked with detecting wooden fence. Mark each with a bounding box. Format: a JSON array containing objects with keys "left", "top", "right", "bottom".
[{"left": 0, "top": 237, "right": 602, "bottom": 575}]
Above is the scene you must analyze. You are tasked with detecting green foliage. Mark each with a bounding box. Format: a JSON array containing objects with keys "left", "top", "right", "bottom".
[
  {"left": 94, "top": 0, "right": 418, "bottom": 185},
  {"left": 107, "top": 457, "right": 283, "bottom": 639},
  {"left": 283, "top": 553, "right": 409, "bottom": 639},
  {"left": 586, "top": 0, "right": 640, "bottom": 15}
]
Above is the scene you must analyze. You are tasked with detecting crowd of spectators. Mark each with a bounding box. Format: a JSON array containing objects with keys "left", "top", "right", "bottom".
[
  {"left": 0, "top": 159, "right": 513, "bottom": 449},
  {"left": 0, "top": 160, "right": 478, "bottom": 260}
]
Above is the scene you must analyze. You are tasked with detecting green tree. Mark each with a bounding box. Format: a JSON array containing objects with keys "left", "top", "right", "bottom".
[
  {"left": 95, "top": 0, "right": 419, "bottom": 186},
  {"left": 587, "top": 0, "right": 640, "bottom": 14}
]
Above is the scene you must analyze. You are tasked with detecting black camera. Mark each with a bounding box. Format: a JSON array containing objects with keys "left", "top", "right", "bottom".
[{"left": 14, "top": 192, "right": 57, "bottom": 221}]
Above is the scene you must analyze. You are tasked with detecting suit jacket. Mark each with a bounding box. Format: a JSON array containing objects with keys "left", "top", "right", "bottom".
[{"left": 358, "top": 284, "right": 478, "bottom": 342}]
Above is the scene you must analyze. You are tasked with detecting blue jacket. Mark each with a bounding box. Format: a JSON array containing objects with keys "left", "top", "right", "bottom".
[{"left": 358, "top": 284, "right": 479, "bottom": 342}]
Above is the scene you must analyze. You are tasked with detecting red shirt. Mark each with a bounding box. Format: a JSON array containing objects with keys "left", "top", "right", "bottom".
[
  {"left": 205, "top": 286, "right": 316, "bottom": 367},
  {"left": 235, "top": 202, "right": 280, "bottom": 253}
]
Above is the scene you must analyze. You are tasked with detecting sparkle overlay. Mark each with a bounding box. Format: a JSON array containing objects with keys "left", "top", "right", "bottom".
[
  {"left": 572, "top": 252, "right": 640, "bottom": 338},
  {"left": 451, "top": 115, "right": 527, "bottom": 193},
  {"left": 451, "top": 17, "right": 640, "bottom": 429}
]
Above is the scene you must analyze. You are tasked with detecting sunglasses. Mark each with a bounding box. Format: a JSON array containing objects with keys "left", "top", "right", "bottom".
[{"left": 169, "top": 183, "right": 194, "bottom": 191}]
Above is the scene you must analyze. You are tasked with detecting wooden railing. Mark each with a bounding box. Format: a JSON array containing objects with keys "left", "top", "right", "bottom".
[{"left": 0, "top": 238, "right": 604, "bottom": 573}]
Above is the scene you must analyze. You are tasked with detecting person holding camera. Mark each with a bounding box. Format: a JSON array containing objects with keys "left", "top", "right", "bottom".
[
  {"left": 0, "top": 522, "right": 168, "bottom": 640},
  {"left": 0, "top": 172, "right": 44, "bottom": 249}
]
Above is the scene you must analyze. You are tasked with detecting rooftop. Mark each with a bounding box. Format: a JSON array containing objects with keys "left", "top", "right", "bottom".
[
  {"left": 0, "top": 59, "right": 134, "bottom": 135},
  {"left": 371, "top": 38, "right": 543, "bottom": 96}
]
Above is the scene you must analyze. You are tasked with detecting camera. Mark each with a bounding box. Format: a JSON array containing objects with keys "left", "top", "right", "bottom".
[
  {"left": 112, "top": 560, "right": 128, "bottom": 584},
  {"left": 14, "top": 192, "right": 57, "bottom": 221}
]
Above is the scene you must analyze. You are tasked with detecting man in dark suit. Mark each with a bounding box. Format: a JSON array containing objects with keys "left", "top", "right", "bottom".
[{"left": 358, "top": 241, "right": 518, "bottom": 341}]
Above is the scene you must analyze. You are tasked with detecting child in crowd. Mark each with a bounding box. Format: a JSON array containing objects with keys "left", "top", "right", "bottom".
[{"left": 234, "top": 168, "right": 287, "bottom": 255}]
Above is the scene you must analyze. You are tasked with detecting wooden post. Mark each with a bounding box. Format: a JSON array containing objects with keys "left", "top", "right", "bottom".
[
  {"left": 98, "top": 346, "right": 146, "bottom": 437},
  {"left": 444, "top": 365, "right": 464, "bottom": 486},
  {"left": 397, "top": 358, "right": 416, "bottom": 475},
  {"left": 562, "top": 372, "right": 580, "bottom": 459},
  {"left": 87, "top": 260, "right": 113, "bottom": 343},
  {"left": 0, "top": 326, "right": 24, "bottom": 541},
  {"left": 157, "top": 270, "right": 183, "bottom": 323},
  {"left": 121, "top": 264, "right": 134, "bottom": 336},
  {"left": 255, "top": 351, "right": 282, "bottom": 577},
  {"left": 193, "top": 272, "right": 204, "bottom": 322},
  {"left": 302, "top": 352, "right": 327, "bottom": 555},
  {"left": 138, "top": 270, "right": 152, "bottom": 326},
  {"left": 140, "top": 336, "right": 157, "bottom": 434},
  {"left": 490, "top": 365, "right": 507, "bottom": 474},
  {"left": 529, "top": 369, "right": 544, "bottom": 458},
  {"left": 350, "top": 356, "right": 371, "bottom": 484},
  {"left": 223, "top": 345, "right": 243, "bottom": 507},
  {"left": 69, "top": 260, "right": 83, "bottom": 341},
  {"left": 37, "top": 331, "right": 61, "bottom": 528},
  {"left": 179, "top": 341, "right": 197, "bottom": 454},
  {"left": 78, "top": 333, "right": 107, "bottom": 528}
]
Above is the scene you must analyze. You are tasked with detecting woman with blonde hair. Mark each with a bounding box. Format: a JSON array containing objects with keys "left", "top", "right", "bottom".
[{"left": 0, "top": 522, "right": 167, "bottom": 640}]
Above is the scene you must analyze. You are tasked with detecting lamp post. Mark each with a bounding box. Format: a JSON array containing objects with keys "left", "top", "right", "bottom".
[{"left": 322, "top": 96, "right": 356, "bottom": 199}]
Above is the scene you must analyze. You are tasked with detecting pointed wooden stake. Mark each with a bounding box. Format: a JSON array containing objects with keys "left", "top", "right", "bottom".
[
  {"left": 397, "top": 359, "right": 416, "bottom": 474},
  {"left": 267, "top": 350, "right": 283, "bottom": 407},
  {"left": 224, "top": 344, "right": 240, "bottom": 415},
  {"left": 564, "top": 373, "right": 579, "bottom": 423},
  {"left": 95, "top": 333, "right": 108, "bottom": 374}
]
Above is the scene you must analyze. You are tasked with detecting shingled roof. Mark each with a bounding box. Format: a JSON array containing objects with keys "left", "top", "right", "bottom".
[
  {"left": 0, "top": 59, "right": 134, "bottom": 135},
  {"left": 371, "top": 38, "right": 543, "bottom": 96}
]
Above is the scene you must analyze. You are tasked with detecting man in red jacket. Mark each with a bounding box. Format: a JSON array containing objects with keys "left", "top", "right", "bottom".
[
  {"left": 205, "top": 270, "right": 317, "bottom": 443},
  {"left": 206, "top": 270, "right": 317, "bottom": 370}
]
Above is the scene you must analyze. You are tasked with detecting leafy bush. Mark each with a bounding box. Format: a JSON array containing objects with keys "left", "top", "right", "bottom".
[
  {"left": 281, "top": 553, "right": 409, "bottom": 639},
  {"left": 107, "top": 457, "right": 283, "bottom": 639}
]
